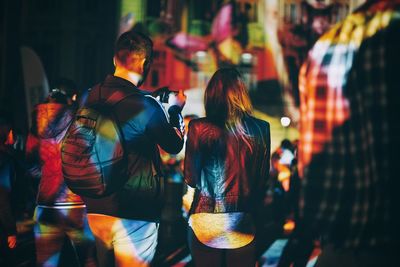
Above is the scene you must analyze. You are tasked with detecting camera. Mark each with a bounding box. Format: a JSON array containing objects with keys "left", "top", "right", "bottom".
[{"left": 152, "top": 86, "right": 178, "bottom": 103}]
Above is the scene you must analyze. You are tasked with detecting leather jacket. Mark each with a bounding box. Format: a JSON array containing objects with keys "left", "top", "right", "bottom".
[
  {"left": 184, "top": 115, "right": 270, "bottom": 215},
  {"left": 26, "top": 103, "right": 84, "bottom": 206}
]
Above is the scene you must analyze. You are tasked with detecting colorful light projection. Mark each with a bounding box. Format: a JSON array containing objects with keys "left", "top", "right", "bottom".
[{"left": 118, "top": 0, "right": 361, "bottom": 120}]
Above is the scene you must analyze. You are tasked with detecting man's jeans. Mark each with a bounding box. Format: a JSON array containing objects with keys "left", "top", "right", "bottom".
[
  {"left": 34, "top": 206, "right": 97, "bottom": 267},
  {"left": 87, "top": 214, "right": 158, "bottom": 267}
]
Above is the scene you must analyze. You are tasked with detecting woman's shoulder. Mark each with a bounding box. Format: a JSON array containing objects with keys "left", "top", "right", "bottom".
[
  {"left": 245, "top": 115, "right": 270, "bottom": 129},
  {"left": 188, "top": 118, "right": 223, "bottom": 138},
  {"left": 188, "top": 117, "right": 214, "bottom": 128}
]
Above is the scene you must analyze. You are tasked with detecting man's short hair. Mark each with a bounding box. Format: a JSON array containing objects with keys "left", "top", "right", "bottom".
[{"left": 115, "top": 31, "right": 153, "bottom": 67}]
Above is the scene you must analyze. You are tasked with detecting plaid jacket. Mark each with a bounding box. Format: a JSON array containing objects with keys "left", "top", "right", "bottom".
[{"left": 298, "top": 0, "right": 400, "bottom": 248}]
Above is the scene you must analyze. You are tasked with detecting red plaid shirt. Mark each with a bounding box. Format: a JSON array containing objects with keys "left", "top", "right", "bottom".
[{"left": 298, "top": 0, "right": 400, "bottom": 248}]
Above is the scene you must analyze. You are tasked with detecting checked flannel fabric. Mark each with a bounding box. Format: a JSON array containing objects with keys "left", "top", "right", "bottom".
[{"left": 298, "top": 0, "right": 400, "bottom": 248}]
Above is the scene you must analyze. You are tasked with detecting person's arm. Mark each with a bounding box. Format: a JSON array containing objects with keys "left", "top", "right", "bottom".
[
  {"left": 298, "top": 54, "right": 324, "bottom": 230},
  {"left": 297, "top": 41, "right": 336, "bottom": 233},
  {"left": 145, "top": 97, "right": 185, "bottom": 154},
  {"left": 184, "top": 121, "right": 202, "bottom": 188}
]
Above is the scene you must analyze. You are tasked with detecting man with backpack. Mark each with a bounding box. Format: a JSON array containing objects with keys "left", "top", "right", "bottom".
[{"left": 62, "top": 31, "right": 186, "bottom": 266}]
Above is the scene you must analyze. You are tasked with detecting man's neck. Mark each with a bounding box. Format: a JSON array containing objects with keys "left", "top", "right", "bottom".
[{"left": 113, "top": 68, "right": 142, "bottom": 87}]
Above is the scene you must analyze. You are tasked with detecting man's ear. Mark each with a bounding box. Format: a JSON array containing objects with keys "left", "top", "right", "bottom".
[
  {"left": 113, "top": 56, "right": 117, "bottom": 67},
  {"left": 140, "top": 57, "right": 147, "bottom": 72}
]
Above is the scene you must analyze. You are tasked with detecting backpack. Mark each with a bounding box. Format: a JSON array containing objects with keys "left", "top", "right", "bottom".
[{"left": 61, "top": 85, "right": 135, "bottom": 198}]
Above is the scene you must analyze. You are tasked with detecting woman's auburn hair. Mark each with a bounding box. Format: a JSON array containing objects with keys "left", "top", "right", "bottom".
[{"left": 204, "top": 68, "right": 253, "bottom": 128}]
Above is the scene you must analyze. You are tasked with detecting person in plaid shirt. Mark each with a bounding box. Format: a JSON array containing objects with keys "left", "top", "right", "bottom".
[{"left": 298, "top": 0, "right": 400, "bottom": 266}]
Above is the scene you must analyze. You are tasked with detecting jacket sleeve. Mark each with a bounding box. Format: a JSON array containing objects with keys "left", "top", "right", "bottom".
[
  {"left": 145, "top": 99, "right": 185, "bottom": 154},
  {"left": 258, "top": 122, "right": 271, "bottom": 202},
  {"left": 184, "top": 121, "right": 201, "bottom": 188},
  {"left": 251, "top": 122, "right": 271, "bottom": 223}
]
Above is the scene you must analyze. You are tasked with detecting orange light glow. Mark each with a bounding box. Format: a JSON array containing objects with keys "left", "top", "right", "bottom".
[
  {"left": 283, "top": 219, "right": 295, "bottom": 234},
  {"left": 5, "top": 129, "right": 14, "bottom": 145}
]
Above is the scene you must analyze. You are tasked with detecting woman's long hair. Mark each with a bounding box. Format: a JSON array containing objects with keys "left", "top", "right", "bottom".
[{"left": 204, "top": 68, "right": 253, "bottom": 139}]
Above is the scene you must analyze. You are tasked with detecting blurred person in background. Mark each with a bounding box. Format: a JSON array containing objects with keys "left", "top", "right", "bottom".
[
  {"left": 298, "top": 1, "right": 400, "bottom": 266},
  {"left": 26, "top": 79, "right": 97, "bottom": 267}
]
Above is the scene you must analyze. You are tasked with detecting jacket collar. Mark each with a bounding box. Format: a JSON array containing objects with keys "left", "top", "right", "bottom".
[{"left": 103, "top": 75, "right": 139, "bottom": 91}]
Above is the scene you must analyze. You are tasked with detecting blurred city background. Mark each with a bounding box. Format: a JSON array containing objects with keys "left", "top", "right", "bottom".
[{"left": 1, "top": 0, "right": 368, "bottom": 149}]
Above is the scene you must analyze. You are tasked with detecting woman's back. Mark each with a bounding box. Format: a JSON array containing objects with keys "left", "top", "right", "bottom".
[{"left": 185, "top": 115, "right": 270, "bottom": 212}]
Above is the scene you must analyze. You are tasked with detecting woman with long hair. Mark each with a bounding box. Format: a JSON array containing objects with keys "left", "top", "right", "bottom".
[{"left": 184, "top": 68, "right": 271, "bottom": 266}]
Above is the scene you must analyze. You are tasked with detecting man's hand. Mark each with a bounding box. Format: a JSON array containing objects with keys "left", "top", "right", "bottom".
[
  {"left": 8, "top": 235, "right": 17, "bottom": 249},
  {"left": 169, "top": 90, "right": 186, "bottom": 109}
]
